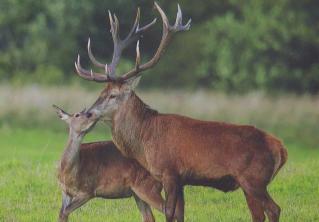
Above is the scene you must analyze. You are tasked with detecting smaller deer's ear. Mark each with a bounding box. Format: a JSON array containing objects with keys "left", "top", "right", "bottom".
[
  {"left": 124, "top": 76, "right": 141, "bottom": 91},
  {"left": 52, "top": 105, "right": 71, "bottom": 122}
]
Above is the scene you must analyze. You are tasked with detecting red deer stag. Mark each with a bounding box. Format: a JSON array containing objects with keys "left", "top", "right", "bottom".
[
  {"left": 54, "top": 105, "right": 168, "bottom": 222},
  {"left": 74, "top": 2, "right": 287, "bottom": 222}
]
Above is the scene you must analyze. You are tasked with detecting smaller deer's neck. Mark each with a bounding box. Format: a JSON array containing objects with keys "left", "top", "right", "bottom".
[
  {"left": 60, "top": 130, "right": 83, "bottom": 174},
  {"left": 112, "top": 92, "right": 157, "bottom": 164}
]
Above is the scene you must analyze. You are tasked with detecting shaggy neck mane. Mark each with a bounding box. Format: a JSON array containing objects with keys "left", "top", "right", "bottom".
[{"left": 111, "top": 92, "right": 157, "bottom": 164}]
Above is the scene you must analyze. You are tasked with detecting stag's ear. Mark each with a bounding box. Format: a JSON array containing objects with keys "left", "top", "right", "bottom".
[
  {"left": 124, "top": 76, "right": 141, "bottom": 91},
  {"left": 52, "top": 105, "right": 71, "bottom": 123}
]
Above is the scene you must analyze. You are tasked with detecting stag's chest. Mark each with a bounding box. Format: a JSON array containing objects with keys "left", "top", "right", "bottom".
[
  {"left": 111, "top": 134, "right": 129, "bottom": 157},
  {"left": 111, "top": 127, "right": 137, "bottom": 157}
]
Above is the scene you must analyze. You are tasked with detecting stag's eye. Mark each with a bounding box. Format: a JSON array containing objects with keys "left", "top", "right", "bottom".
[
  {"left": 109, "top": 94, "right": 116, "bottom": 99},
  {"left": 75, "top": 114, "right": 80, "bottom": 118}
]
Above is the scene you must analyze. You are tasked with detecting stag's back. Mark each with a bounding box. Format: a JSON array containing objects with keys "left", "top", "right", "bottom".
[{"left": 141, "top": 113, "right": 287, "bottom": 181}]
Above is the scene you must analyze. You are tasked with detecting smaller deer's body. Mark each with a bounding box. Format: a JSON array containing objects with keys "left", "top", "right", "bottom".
[{"left": 54, "top": 107, "right": 164, "bottom": 222}]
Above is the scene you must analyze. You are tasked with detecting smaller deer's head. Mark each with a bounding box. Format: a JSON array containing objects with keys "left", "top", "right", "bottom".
[
  {"left": 53, "top": 105, "right": 98, "bottom": 135},
  {"left": 74, "top": 2, "right": 191, "bottom": 120}
]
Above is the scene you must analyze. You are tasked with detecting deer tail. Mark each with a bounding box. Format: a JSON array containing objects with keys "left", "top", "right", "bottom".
[{"left": 270, "top": 138, "right": 288, "bottom": 180}]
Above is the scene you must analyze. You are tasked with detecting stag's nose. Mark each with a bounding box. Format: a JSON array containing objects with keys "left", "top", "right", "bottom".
[{"left": 86, "top": 112, "right": 92, "bottom": 118}]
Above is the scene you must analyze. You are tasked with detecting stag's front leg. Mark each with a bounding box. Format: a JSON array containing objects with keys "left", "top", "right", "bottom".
[
  {"left": 174, "top": 187, "right": 185, "bottom": 222},
  {"left": 162, "top": 173, "right": 180, "bottom": 222},
  {"left": 58, "top": 192, "right": 90, "bottom": 222}
]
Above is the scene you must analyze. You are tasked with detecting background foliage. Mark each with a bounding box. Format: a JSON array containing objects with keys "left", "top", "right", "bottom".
[{"left": 1, "top": 0, "right": 318, "bottom": 92}]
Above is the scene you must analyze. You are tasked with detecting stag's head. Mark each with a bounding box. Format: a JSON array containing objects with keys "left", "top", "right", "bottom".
[
  {"left": 53, "top": 105, "right": 98, "bottom": 135},
  {"left": 75, "top": 2, "right": 191, "bottom": 120}
]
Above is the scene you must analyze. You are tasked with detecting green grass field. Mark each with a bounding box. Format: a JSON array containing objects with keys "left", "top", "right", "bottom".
[
  {"left": 0, "top": 85, "right": 318, "bottom": 221},
  {"left": 1, "top": 126, "right": 318, "bottom": 222}
]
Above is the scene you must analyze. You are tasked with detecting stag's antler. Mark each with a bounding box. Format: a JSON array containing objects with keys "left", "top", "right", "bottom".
[
  {"left": 75, "top": 8, "right": 156, "bottom": 81},
  {"left": 75, "top": 2, "right": 191, "bottom": 82},
  {"left": 119, "top": 2, "right": 191, "bottom": 81}
]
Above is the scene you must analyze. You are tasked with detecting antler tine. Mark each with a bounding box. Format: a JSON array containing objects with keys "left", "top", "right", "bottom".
[
  {"left": 108, "top": 11, "right": 119, "bottom": 44},
  {"left": 87, "top": 38, "right": 106, "bottom": 68},
  {"left": 124, "top": 8, "right": 141, "bottom": 43},
  {"left": 121, "top": 40, "right": 141, "bottom": 77},
  {"left": 138, "top": 17, "right": 157, "bottom": 32},
  {"left": 135, "top": 40, "right": 141, "bottom": 71},
  {"left": 123, "top": 8, "right": 157, "bottom": 47},
  {"left": 174, "top": 4, "right": 191, "bottom": 31},
  {"left": 176, "top": 4, "right": 182, "bottom": 26},
  {"left": 113, "top": 13, "right": 120, "bottom": 40},
  {"left": 75, "top": 55, "right": 110, "bottom": 82},
  {"left": 107, "top": 10, "right": 122, "bottom": 77},
  {"left": 119, "top": 2, "right": 191, "bottom": 81},
  {"left": 106, "top": 8, "right": 157, "bottom": 79}
]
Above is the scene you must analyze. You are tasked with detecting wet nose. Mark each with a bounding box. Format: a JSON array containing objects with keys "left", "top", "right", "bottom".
[{"left": 86, "top": 112, "right": 92, "bottom": 118}]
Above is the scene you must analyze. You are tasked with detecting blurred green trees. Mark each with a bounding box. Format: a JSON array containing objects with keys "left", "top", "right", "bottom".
[{"left": 0, "top": 0, "right": 318, "bottom": 93}]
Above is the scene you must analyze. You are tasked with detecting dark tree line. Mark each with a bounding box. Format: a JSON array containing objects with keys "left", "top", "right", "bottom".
[{"left": 0, "top": 0, "right": 318, "bottom": 93}]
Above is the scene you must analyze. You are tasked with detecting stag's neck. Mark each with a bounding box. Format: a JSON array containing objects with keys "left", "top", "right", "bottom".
[
  {"left": 112, "top": 92, "right": 157, "bottom": 164},
  {"left": 60, "top": 131, "right": 83, "bottom": 175}
]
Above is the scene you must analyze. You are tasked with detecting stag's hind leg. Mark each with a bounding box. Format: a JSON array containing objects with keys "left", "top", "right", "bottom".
[
  {"left": 262, "top": 191, "right": 281, "bottom": 222},
  {"left": 244, "top": 191, "right": 265, "bottom": 222},
  {"left": 239, "top": 178, "right": 280, "bottom": 222}
]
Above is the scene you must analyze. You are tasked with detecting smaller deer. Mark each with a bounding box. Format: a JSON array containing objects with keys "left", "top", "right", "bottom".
[{"left": 53, "top": 105, "right": 164, "bottom": 222}]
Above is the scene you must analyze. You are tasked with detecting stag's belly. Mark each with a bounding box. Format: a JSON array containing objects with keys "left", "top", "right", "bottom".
[{"left": 183, "top": 175, "right": 239, "bottom": 192}]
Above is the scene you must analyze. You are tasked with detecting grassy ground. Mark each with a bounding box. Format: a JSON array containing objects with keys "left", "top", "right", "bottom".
[
  {"left": 0, "top": 127, "right": 318, "bottom": 222},
  {"left": 0, "top": 85, "right": 319, "bottom": 221}
]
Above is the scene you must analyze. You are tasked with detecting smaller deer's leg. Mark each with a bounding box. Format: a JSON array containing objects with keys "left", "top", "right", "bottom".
[
  {"left": 174, "top": 187, "right": 185, "bottom": 222},
  {"left": 244, "top": 191, "right": 265, "bottom": 222},
  {"left": 59, "top": 194, "right": 91, "bottom": 222},
  {"left": 133, "top": 194, "right": 155, "bottom": 222},
  {"left": 162, "top": 173, "right": 179, "bottom": 222},
  {"left": 58, "top": 192, "right": 72, "bottom": 222},
  {"left": 131, "top": 177, "right": 164, "bottom": 212}
]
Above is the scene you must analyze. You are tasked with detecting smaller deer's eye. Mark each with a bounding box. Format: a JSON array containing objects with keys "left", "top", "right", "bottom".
[
  {"left": 109, "top": 94, "right": 116, "bottom": 99},
  {"left": 75, "top": 114, "right": 80, "bottom": 118}
]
